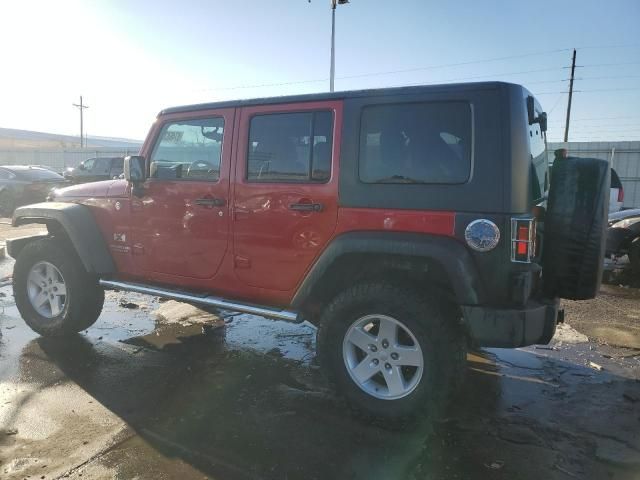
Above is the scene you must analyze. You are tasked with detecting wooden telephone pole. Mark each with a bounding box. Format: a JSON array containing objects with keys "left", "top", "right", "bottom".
[
  {"left": 563, "top": 49, "right": 577, "bottom": 142},
  {"left": 73, "top": 96, "right": 89, "bottom": 148}
]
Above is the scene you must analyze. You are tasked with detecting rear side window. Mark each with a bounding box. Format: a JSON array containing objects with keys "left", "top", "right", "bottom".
[
  {"left": 359, "top": 102, "right": 472, "bottom": 184},
  {"left": 247, "top": 111, "right": 333, "bottom": 183},
  {"left": 528, "top": 123, "right": 547, "bottom": 201}
]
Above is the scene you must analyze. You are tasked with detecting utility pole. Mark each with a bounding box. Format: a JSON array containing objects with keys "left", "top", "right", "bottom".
[
  {"left": 563, "top": 49, "right": 576, "bottom": 143},
  {"left": 329, "top": 0, "right": 349, "bottom": 92},
  {"left": 72, "top": 96, "right": 89, "bottom": 148}
]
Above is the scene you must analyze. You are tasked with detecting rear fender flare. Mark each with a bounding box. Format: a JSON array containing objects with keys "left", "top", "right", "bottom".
[{"left": 291, "top": 231, "right": 484, "bottom": 309}]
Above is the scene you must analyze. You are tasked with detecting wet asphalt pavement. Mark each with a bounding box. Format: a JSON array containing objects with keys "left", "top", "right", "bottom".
[{"left": 0, "top": 252, "right": 639, "bottom": 479}]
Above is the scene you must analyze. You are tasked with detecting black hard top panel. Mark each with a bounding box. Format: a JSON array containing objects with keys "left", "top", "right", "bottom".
[{"left": 160, "top": 81, "right": 518, "bottom": 115}]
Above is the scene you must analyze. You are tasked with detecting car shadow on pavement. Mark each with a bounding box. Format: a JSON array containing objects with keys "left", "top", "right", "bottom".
[{"left": 10, "top": 328, "right": 640, "bottom": 480}]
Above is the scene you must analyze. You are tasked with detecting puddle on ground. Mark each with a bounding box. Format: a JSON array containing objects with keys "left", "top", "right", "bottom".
[{"left": 2, "top": 282, "right": 640, "bottom": 479}]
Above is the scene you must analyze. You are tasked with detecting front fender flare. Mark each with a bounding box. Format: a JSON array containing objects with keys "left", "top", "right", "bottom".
[
  {"left": 291, "top": 231, "right": 484, "bottom": 308},
  {"left": 11, "top": 202, "right": 115, "bottom": 274}
]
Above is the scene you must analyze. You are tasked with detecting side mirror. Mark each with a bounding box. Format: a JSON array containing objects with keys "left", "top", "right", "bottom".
[
  {"left": 538, "top": 112, "right": 548, "bottom": 133},
  {"left": 124, "top": 156, "right": 146, "bottom": 185},
  {"left": 77, "top": 163, "right": 85, "bottom": 171}
]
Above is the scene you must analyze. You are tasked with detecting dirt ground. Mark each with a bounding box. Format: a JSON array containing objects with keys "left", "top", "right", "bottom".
[{"left": 0, "top": 223, "right": 639, "bottom": 479}]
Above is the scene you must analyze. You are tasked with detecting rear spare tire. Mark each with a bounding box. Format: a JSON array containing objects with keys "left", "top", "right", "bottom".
[{"left": 543, "top": 157, "right": 610, "bottom": 300}]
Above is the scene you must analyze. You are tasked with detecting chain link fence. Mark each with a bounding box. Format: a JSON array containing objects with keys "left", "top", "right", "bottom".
[
  {"left": 548, "top": 141, "right": 640, "bottom": 208},
  {"left": 0, "top": 148, "right": 140, "bottom": 174}
]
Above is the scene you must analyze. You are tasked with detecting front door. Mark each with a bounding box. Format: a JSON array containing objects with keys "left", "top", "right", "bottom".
[
  {"left": 232, "top": 102, "right": 341, "bottom": 292},
  {"left": 131, "top": 109, "right": 234, "bottom": 285}
]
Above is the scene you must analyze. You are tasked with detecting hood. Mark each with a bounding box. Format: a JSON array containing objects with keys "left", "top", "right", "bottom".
[
  {"left": 51, "top": 179, "right": 128, "bottom": 200},
  {"left": 608, "top": 208, "right": 640, "bottom": 226}
]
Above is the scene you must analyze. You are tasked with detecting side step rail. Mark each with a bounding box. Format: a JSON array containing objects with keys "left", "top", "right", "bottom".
[{"left": 99, "top": 279, "right": 302, "bottom": 323}]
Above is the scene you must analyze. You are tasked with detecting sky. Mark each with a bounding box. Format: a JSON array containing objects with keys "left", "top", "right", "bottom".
[{"left": 1, "top": 0, "right": 639, "bottom": 142}]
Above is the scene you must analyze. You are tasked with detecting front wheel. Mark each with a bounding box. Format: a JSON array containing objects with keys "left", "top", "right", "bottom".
[
  {"left": 317, "top": 282, "right": 465, "bottom": 421},
  {"left": 13, "top": 238, "right": 104, "bottom": 336}
]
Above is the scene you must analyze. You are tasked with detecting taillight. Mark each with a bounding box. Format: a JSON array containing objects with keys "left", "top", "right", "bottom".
[
  {"left": 511, "top": 218, "right": 536, "bottom": 263},
  {"left": 618, "top": 186, "right": 624, "bottom": 203}
]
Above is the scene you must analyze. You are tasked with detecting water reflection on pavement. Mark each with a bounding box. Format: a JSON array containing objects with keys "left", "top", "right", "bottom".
[{"left": 0, "top": 278, "right": 639, "bottom": 479}]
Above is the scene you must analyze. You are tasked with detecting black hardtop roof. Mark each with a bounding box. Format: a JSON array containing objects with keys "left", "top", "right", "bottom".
[{"left": 160, "top": 81, "right": 522, "bottom": 116}]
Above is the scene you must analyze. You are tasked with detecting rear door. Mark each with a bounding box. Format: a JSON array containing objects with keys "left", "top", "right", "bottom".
[
  {"left": 232, "top": 101, "right": 341, "bottom": 291},
  {"left": 131, "top": 109, "right": 234, "bottom": 284}
]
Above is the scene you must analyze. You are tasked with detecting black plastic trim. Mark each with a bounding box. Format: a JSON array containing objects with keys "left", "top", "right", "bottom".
[
  {"left": 12, "top": 202, "right": 116, "bottom": 274},
  {"left": 463, "top": 298, "right": 558, "bottom": 348},
  {"left": 291, "top": 231, "right": 485, "bottom": 308}
]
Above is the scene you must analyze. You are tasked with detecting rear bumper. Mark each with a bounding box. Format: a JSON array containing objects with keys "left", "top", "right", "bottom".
[{"left": 462, "top": 298, "right": 559, "bottom": 348}]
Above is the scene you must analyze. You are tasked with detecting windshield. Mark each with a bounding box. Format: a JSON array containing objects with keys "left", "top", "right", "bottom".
[{"left": 16, "top": 168, "right": 63, "bottom": 181}]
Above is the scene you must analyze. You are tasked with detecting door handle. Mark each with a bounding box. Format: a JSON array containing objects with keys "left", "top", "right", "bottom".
[
  {"left": 195, "top": 197, "right": 226, "bottom": 207},
  {"left": 289, "top": 202, "right": 323, "bottom": 212}
]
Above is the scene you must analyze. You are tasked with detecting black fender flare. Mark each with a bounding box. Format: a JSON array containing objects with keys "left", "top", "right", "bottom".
[
  {"left": 291, "top": 231, "right": 485, "bottom": 309},
  {"left": 9, "top": 202, "right": 115, "bottom": 274}
]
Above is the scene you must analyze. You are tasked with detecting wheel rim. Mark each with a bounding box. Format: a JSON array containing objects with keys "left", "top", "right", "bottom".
[
  {"left": 342, "top": 314, "right": 424, "bottom": 400},
  {"left": 27, "top": 261, "right": 67, "bottom": 318}
]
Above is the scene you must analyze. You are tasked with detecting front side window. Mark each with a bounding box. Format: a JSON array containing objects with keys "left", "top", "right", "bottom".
[
  {"left": 247, "top": 111, "right": 333, "bottom": 183},
  {"left": 359, "top": 102, "right": 472, "bottom": 184},
  {"left": 150, "top": 117, "right": 224, "bottom": 181}
]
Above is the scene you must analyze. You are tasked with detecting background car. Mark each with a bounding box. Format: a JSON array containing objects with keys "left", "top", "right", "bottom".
[
  {"left": 0, "top": 166, "right": 67, "bottom": 216},
  {"left": 610, "top": 167, "right": 624, "bottom": 213},
  {"left": 64, "top": 156, "right": 124, "bottom": 183}
]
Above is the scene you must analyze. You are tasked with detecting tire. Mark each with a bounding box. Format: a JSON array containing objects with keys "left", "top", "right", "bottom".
[
  {"left": 13, "top": 238, "right": 104, "bottom": 336},
  {"left": 317, "top": 282, "right": 466, "bottom": 421},
  {"left": 543, "top": 157, "right": 610, "bottom": 300},
  {"left": 0, "top": 190, "right": 15, "bottom": 217}
]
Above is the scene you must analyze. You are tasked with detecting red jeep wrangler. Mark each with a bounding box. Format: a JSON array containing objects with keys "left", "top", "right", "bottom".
[{"left": 8, "top": 82, "right": 609, "bottom": 419}]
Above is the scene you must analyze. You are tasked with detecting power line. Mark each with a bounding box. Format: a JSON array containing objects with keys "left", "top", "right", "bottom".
[
  {"left": 574, "top": 43, "right": 640, "bottom": 50},
  {"left": 195, "top": 48, "right": 574, "bottom": 93},
  {"left": 535, "top": 87, "right": 640, "bottom": 94},
  {"left": 549, "top": 116, "right": 640, "bottom": 122},
  {"left": 581, "top": 61, "right": 640, "bottom": 68},
  {"left": 547, "top": 93, "right": 566, "bottom": 115},
  {"left": 572, "top": 74, "right": 640, "bottom": 81}
]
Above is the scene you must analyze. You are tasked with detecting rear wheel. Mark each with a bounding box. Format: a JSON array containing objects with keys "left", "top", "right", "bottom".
[
  {"left": 317, "top": 282, "right": 465, "bottom": 420},
  {"left": 13, "top": 238, "right": 104, "bottom": 336}
]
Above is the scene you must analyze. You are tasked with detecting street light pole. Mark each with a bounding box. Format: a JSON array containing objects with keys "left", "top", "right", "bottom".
[
  {"left": 329, "top": 0, "right": 348, "bottom": 93},
  {"left": 330, "top": 2, "right": 336, "bottom": 92}
]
